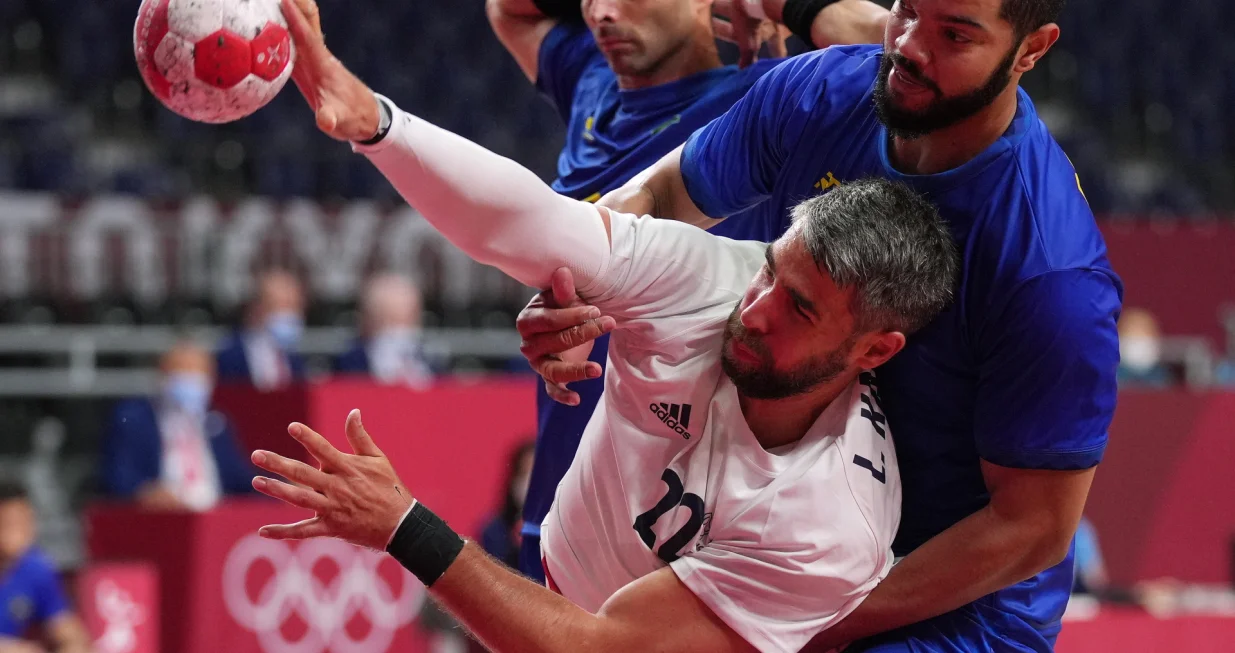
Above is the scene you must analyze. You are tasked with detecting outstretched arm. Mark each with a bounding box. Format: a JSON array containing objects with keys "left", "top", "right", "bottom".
[
  {"left": 281, "top": 0, "right": 611, "bottom": 292},
  {"left": 250, "top": 413, "right": 755, "bottom": 653}
]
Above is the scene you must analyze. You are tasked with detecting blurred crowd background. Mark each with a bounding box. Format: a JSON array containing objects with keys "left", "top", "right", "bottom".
[{"left": 0, "top": 0, "right": 1233, "bottom": 651}]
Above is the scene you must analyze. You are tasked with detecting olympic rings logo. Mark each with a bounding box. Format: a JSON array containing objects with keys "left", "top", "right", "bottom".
[{"left": 222, "top": 534, "right": 426, "bottom": 653}]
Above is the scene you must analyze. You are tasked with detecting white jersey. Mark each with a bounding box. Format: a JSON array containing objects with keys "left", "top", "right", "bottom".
[{"left": 540, "top": 211, "right": 901, "bottom": 653}]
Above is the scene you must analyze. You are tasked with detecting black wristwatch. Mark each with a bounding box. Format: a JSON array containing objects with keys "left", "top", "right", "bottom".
[{"left": 356, "top": 94, "right": 393, "bottom": 146}]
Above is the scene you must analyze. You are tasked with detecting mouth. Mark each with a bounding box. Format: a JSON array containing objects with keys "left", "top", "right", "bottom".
[
  {"left": 596, "top": 38, "right": 634, "bottom": 52},
  {"left": 729, "top": 339, "right": 759, "bottom": 365},
  {"left": 889, "top": 63, "right": 931, "bottom": 94}
]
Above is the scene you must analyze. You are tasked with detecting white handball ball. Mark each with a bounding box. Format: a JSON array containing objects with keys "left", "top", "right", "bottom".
[{"left": 134, "top": 0, "right": 295, "bottom": 124}]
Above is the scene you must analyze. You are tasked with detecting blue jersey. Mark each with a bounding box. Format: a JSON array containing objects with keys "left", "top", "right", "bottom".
[
  {"left": 681, "top": 45, "right": 1122, "bottom": 651},
  {"left": 0, "top": 548, "right": 70, "bottom": 638},
  {"left": 522, "top": 23, "right": 782, "bottom": 544}
]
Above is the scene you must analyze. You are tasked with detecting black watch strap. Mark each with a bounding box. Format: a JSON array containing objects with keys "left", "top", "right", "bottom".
[{"left": 356, "top": 94, "right": 393, "bottom": 146}]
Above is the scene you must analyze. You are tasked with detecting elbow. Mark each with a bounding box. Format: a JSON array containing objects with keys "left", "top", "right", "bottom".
[
  {"left": 1019, "top": 526, "right": 1077, "bottom": 578},
  {"left": 1041, "top": 532, "right": 1075, "bottom": 569}
]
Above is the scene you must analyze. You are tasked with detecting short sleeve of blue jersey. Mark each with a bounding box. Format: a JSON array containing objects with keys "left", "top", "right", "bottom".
[
  {"left": 975, "top": 270, "right": 1121, "bottom": 470},
  {"left": 535, "top": 22, "right": 603, "bottom": 122},
  {"left": 680, "top": 48, "right": 856, "bottom": 218}
]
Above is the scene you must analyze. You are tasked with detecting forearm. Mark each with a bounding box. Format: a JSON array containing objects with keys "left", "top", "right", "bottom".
[
  {"left": 359, "top": 99, "right": 610, "bottom": 290},
  {"left": 816, "top": 505, "right": 1070, "bottom": 646},
  {"left": 430, "top": 542, "right": 609, "bottom": 653},
  {"left": 760, "top": 0, "right": 888, "bottom": 48},
  {"left": 599, "top": 147, "right": 718, "bottom": 229}
]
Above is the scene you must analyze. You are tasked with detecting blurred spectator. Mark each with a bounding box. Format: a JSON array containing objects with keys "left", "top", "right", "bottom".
[
  {"left": 216, "top": 270, "right": 307, "bottom": 390},
  {"left": 480, "top": 440, "right": 536, "bottom": 570},
  {"left": 0, "top": 481, "right": 91, "bottom": 653},
  {"left": 1072, "top": 516, "right": 1109, "bottom": 595},
  {"left": 101, "top": 340, "right": 255, "bottom": 511},
  {"left": 1117, "top": 308, "right": 1172, "bottom": 388},
  {"left": 1214, "top": 359, "right": 1235, "bottom": 387},
  {"left": 334, "top": 273, "right": 435, "bottom": 387}
]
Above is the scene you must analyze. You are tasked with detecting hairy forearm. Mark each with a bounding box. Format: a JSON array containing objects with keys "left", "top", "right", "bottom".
[
  {"left": 360, "top": 100, "right": 610, "bottom": 290},
  {"left": 431, "top": 543, "right": 609, "bottom": 653},
  {"left": 811, "top": 505, "right": 1071, "bottom": 648}
]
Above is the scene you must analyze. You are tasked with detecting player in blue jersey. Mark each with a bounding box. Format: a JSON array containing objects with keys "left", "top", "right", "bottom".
[
  {"left": 0, "top": 483, "right": 91, "bottom": 653},
  {"left": 517, "top": 0, "right": 1123, "bottom": 651},
  {"left": 485, "top": 0, "right": 890, "bottom": 583}
]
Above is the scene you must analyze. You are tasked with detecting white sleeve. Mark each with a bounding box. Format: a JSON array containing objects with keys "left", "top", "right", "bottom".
[
  {"left": 353, "top": 95, "right": 611, "bottom": 292},
  {"left": 355, "top": 94, "right": 767, "bottom": 344},
  {"left": 579, "top": 210, "right": 767, "bottom": 347}
]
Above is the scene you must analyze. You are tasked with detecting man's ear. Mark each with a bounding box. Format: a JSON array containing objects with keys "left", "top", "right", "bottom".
[{"left": 852, "top": 331, "right": 906, "bottom": 370}]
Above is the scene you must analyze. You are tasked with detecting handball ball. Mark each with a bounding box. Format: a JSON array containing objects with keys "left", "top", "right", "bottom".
[{"left": 134, "top": 0, "right": 295, "bottom": 124}]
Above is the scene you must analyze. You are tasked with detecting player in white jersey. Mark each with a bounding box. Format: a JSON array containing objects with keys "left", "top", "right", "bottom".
[{"left": 249, "top": 2, "right": 958, "bottom": 651}]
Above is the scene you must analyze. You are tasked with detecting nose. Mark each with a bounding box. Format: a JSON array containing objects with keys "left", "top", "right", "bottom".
[
  {"left": 739, "top": 285, "right": 775, "bottom": 334},
  {"left": 893, "top": 20, "right": 929, "bottom": 69},
  {"left": 587, "top": 0, "right": 620, "bottom": 23}
]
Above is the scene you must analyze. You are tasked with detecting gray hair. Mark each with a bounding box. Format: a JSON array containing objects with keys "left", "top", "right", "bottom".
[{"left": 793, "top": 178, "right": 959, "bottom": 335}]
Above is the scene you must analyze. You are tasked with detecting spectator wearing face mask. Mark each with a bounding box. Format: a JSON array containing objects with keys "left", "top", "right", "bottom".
[
  {"left": 1117, "top": 308, "right": 1173, "bottom": 388},
  {"left": 101, "top": 340, "right": 256, "bottom": 511},
  {"left": 333, "top": 273, "right": 436, "bottom": 387},
  {"left": 216, "top": 269, "right": 307, "bottom": 390},
  {"left": 0, "top": 482, "right": 92, "bottom": 653}
]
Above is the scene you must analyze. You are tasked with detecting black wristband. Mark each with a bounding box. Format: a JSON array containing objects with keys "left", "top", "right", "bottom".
[
  {"left": 782, "top": 0, "right": 841, "bottom": 49},
  {"left": 386, "top": 502, "right": 465, "bottom": 587},
  {"left": 531, "top": 0, "right": 584, "bottom": 23},
  {"left": 356, "top": 95, "right": 393, "bottom": 146}
]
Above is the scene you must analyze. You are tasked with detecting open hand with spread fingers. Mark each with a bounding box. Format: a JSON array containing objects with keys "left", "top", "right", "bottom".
[{"left": 251, "top": 409, "right": 413, "bottom": 551}]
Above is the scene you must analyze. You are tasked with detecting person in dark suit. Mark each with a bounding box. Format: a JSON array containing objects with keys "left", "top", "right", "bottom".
[
  {"left": 216, "top": 269, "right": 307, "bottom": 390},
  {"left": 101, "top": 340, "right": 255, "bottom": 511},
  {"left": 333, "top": 273, "right": 435, "bottom": 387}
]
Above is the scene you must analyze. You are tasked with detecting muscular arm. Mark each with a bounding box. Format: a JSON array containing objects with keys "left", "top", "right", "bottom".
[
  {"left": 597, "top": 145, "right": 721, "bottom": 229},
  {"left": 485, "top": 0, "right": 558, "bottom": 81},
  {"left": 760, "top": 0, "right": 889, "bottom": 49},
  {"left": 807, "top": 462, "right": 1095, "bottom": 650},
  {"left": 431, "top": 543, "right": 754, "bottom": 653}
]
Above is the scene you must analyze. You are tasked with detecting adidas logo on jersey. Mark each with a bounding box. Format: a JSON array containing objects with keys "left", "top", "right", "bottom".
[{"left": 650, "top": 402, "right": 693, "bottom": 440}]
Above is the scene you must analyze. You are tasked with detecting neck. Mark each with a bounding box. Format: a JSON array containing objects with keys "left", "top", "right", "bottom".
[
  {"left": 616, "top": 31, "right": 723, "bottom": 90},
  {"left": 738, "top": 375, "right": 855, "bottom": 449},
  {"left": 888, "top": 87, "right": 1019, "bottom": 175}
]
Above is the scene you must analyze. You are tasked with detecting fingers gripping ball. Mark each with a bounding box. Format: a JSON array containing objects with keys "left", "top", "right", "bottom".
[{"left": 134, "top": 0, "right": 295, "bottom": 123}]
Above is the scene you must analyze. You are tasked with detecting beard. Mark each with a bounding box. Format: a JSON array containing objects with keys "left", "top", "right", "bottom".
[
  {"left": 873, "top": 44, "right": 1019, "bottom": 140},
  {"left": 720, "top": 305, "right": 850, "bottom": 400}
]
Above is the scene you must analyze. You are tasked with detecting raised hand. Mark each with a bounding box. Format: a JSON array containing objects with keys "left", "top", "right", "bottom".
[
  {"left": 516, "top": 267, "right": 616, "bottom": 406},
  {"left": 280, "top": 0, "right": 381, "bottom": 142},
  {"left": 251, "top": 409, "right": 413, "bottom": 551}
]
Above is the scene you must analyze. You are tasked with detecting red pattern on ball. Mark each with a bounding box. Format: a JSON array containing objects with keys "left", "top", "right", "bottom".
[
  {"left": 250, "top": 22, "right": 291, "bottom": 82},
  {"left": 134, "top": 0, "right": 172, "bottom": 100},
  {"left": 193, "top": 29, "right": 252, "bottom": 90}
]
